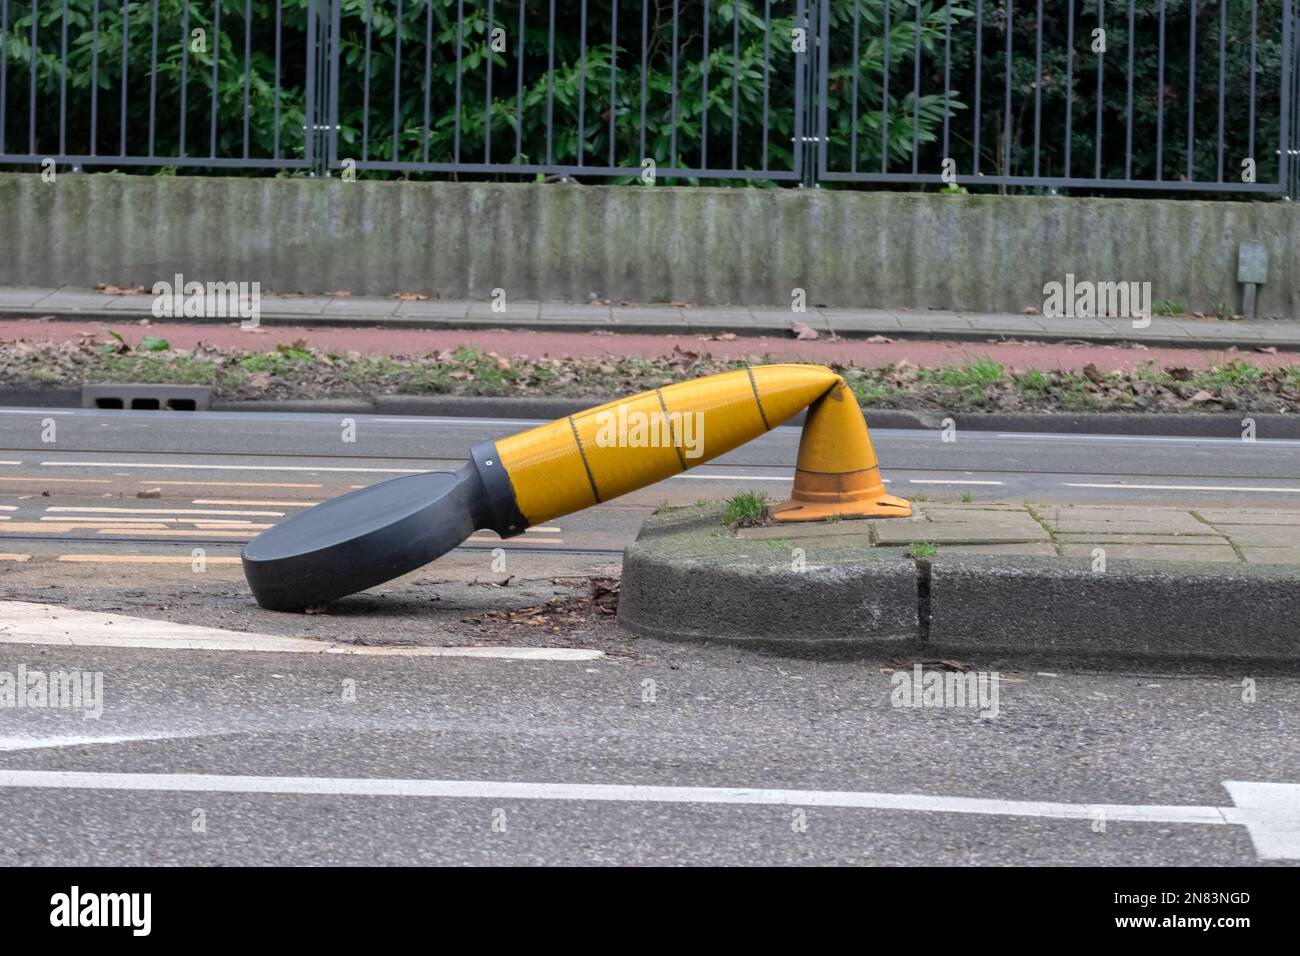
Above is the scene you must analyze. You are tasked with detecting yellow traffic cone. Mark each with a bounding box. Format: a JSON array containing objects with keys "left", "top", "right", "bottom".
[{"left": 770, "top": 378, "right": 911, "bottom": 522}]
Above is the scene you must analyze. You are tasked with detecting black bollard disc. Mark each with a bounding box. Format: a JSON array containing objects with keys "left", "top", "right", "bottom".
[{"left": 242, "top": 467, "right": 480, "bottom": 612}]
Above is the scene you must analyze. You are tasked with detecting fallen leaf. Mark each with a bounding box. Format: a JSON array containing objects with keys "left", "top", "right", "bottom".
[{"left": 789, "top": 320, "right": 820, "bottom": 341}]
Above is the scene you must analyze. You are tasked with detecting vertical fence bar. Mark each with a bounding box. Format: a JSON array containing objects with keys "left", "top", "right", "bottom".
[
  {"left": 669, "top": 0, "right": 679, "bottom": 166},
  {"left": 578, "top": 0, "right": 587, "bottom": 164},
  {"left": 211, "top": 0, "right": 221, "bottom": 157},
  {"left": 362, "top": 0, "right": 372, "bottom": 159},
  {"left": 1032, "top": 0, "right": 1041, "bottom": 178},
  {"left": 1156, "top": 0, "right": 1165, "bottom": 180},
  {"left": 392, "top": 0, "right": 402, "bottom": 163},
  {"left": 544, "top": 0, "right": 553, "bottom": 164},
  {"left": 91, "top": 0, "right": 99, "bottom": 155},
  {"left": 730, "top": 0, "right": 739, "bottom": 170},
  {"left": 850, "top": 0, "right": 860, "bottom": 173},
  {"left": 639, "top": 0, "right": 647, "bottom": 163},
  {"left": 1215, "top": 0, "right": 1224, "bottom": 181},
  {"left": 910, "top": 0, "right": 920, "bottom": 173},
  {"left": 423, "top": 0, "right": 434, "bottom": 163},
  {"left": 881, "top": 0, "right": 890, "bottom": 171},
  {"left": 608, "top": 0, "right": 618, "bottom": 167},
  {"left": 1063, "top": 0, "right": 1073, "bottom": 178},
  {"left": 1004, "top": 0, "right": 1012, "bottom": 178},
  {"left": 179, "top": 0, "right": 188, "bottom": 156},
  {"left": 942, "top": 0, "right": 952, "bottom": 165},
  {"left": 455, "top": 0, "right": 467, "bottom": 165},
  {"left": 1125, "top": 0, "right": 1134, "bottom": 178},
  {"left": 273, "top": 0, "right": 281, "bottom": 159},
  {"left": 148, "top": 0, "right": 158, "bottom": 156},
  {"left": 243, "top": 0, "right": 252, "bottom": 158},
  {"left": 119, "top": 0, "right": 128, "bottom": 156},
  {"left": 513, "top": 0, "right": 523, "bottom": 163},
  {"left": 1, "top": 0, "right": 8, "bottom": 155},
  {"left": 1094, "top": 0, "right": 1103, "bottom": 178},
  {"left": 328, "top": 0, "right": 340, "bottom": 169},
  {"left": 701, "top": 0, "right": 710, "bottom": 168},
  {"left": 793, "top": 0, "right": 804, "bottom": 180},
  {"left": 1249, "top": 0, "right": 1258, "bottom": 167},
  {"left": 29, "top": 0, "right": 36, "bottom": 154},
  {"left": 1186, "top": 0, "right": 1195, "bottom": 181},
  {"left": 484, "top": 0, "right": 493, "bottom": 162},
  {"left": 1281, "top": 0, "right": 1292, "bottom": 193},
  {"left": 762, "top": 0, "right": 770, "bottom": 171},
  {"left": 973, "top": 0, "right": 982, "bottom": 174},
  {"left": 60, "top": 0, "right": 70, "bottom": 155},
  {"left": 306, "top": 0, "right": 319, "bottom": 169}
]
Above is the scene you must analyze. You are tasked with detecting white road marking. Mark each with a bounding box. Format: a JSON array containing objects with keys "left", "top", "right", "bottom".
[
  {"left": 0, "top": 601, "right": 602, "bottom": 660},
  {"left": 56, "top": 555, "right": 243, "bottom": 565},
  {"left": 0, "top": 736, "right": 176, "bottom": 753},
  {"left": 909, "top": 479, "right": 1005, "bottom": 486},
  {"left": 1221, "top": 781, "right": 1300, "bottom": 860},
  {"left": 671, "top": 474, "right": 792, "bottom": 481},
  {"left": 0, "top": 553, "right": 31, "bottom": 562},
  {"left": 0, "top": 460, "right": 22, "bottom": 465},
  {"left": 192, "top": 499, "right": 318, "bottom": 507},
  {"left": 373, "top": 417, "right": 548, "bottom": 427},
  {"left": 0, "top": 770, "right": 1289, "bottom": 858},
  {"left": 996, "top": 432, "right": 1300, "bottom": 447},
  {"left": 47, "top": 506, "right": 284, "bottom": 517},
  {"left": 41, "top": 517, "right": 263, "bottom": 526},
  {"left": 0, "top": 506, "right": 18, "bottom": 511},
  {"left": 42, "top": 462, "right": 425, "bottom": 475},
  {"left": 1065, "top": 482, "right": 1300, "bottom": 494},
  {"left": 146, "top": 480, "right": 323, "bottom": 488}
]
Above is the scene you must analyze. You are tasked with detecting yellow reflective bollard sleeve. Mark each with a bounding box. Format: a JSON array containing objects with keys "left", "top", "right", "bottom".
[{"left": 243, "top": 363, "right": 909, "bottom": 611}]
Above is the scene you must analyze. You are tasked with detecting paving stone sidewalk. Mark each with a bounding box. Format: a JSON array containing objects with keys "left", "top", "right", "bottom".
[
  {"left": 2, "top": 285, "right": 1298, "bottom": 349},
  {"left": 735, "top": 503, "right": 1300, "bottom": 566}
]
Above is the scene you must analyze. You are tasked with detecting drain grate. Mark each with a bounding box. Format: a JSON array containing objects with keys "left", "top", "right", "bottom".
[{"left": 81, "top": 384, "right": 211, "bottom": 411}]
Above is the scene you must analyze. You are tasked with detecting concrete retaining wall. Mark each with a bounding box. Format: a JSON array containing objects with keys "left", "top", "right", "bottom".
[{"left": 3, "top": 173, "right": 1297, "bottom": 316}]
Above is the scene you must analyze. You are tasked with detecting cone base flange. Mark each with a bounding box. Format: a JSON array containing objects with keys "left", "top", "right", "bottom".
[{"left": 770, "top": 492, "right": 912, "bottom": 522}]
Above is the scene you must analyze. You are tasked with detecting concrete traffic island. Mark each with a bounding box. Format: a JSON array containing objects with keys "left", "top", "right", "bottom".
[{"left": 617, "top": 502, "right": 1300, "bottom": 663}]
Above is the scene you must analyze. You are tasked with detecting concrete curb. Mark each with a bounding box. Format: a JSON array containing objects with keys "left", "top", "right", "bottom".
[
  {"left": 618, "top": 507, "right": 1300, "bottom": 664},
  {"left": 4, "top": 304, "right": 1299, "bottom": 351},
  {"left": 926, "top": 554, "right": 1300, "bottom": 662},
  {"left": 3, "top": 386, "right": 1298, "bottom": 439},
  {"left": 618, "top": 508, "right": 920, "bottom": 658}
]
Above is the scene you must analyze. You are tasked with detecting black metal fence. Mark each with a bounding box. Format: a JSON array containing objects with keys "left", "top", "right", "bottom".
[{"left": 0, "top": 1, "right": 1295, "bottom": 195}]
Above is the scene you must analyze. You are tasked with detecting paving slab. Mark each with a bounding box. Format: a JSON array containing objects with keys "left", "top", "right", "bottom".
[
  {"left": 1196, "top": 510, "right": 1300, "bottom": 527},
  {"left": 620, "top": 501, "right": 1300, "bottom": 663},
  {"left": 394, "top": 301, "right": 472, "bottom": 319},
  {"left": 321, "top": 297, "right": 399, "bottom": 316},
  {"left": 874, "top": 521, "right": 1050, "bottom": 546},
  {"left": 924, "top": 542, "right": 1059, "bottom": 557},
  {"left": 1216, "top": 526, "right": 1300, "bottom": 548},
  {"left": 681, "top": 308, "right": 759, "bottom": 329},
  {"left": 1054, "top": 533, "right": 1227, "bottom": 546},
  {"left": 252, "top": 296, "right": 340, "bottom": 314},
  {"left": 7, "top": 284, "right": 1299, "bottom": 347},
  {"left": 1057, "top": 543, "right": 1240, "bottom": 562},
  {"left": 0, "top": 288, "right": 56, "bottom": 307}
]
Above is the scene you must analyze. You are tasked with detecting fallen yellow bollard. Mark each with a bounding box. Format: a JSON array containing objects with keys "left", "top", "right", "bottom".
[{"left": 243, "top": 363, "right": 909, "bottom": 610}]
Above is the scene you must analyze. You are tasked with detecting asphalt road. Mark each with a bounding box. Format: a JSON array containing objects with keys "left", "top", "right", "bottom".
[
  {"left": 1, "top": 642, "right": 1296, "bottom": 866},
  {"left": 1, "top": 407, "right": 1298, "bottom": 865}
]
